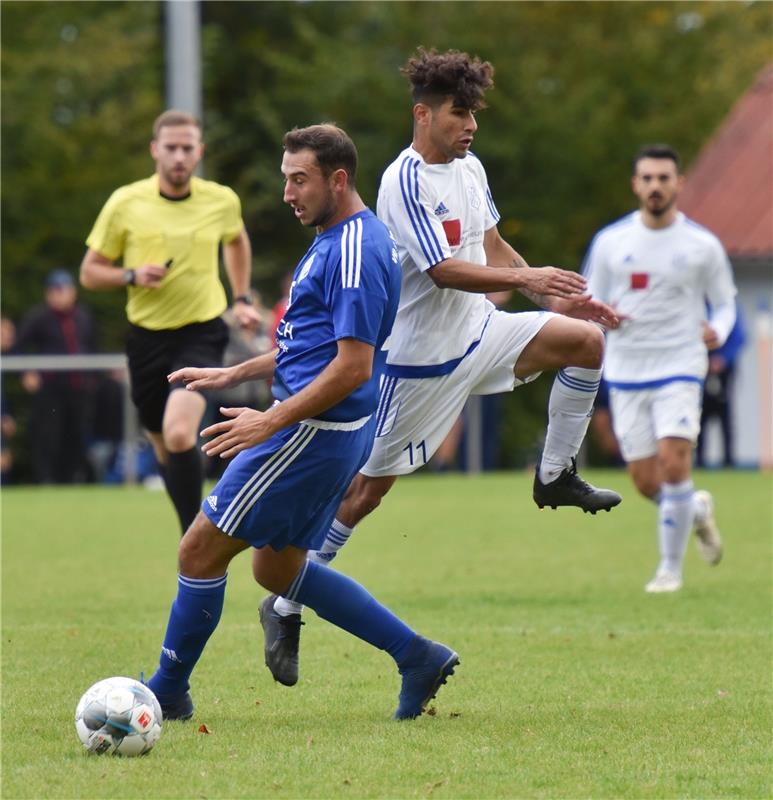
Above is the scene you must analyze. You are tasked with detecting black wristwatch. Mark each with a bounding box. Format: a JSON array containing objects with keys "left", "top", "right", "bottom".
[
  {"left": 233, "top": 295, "right": 252, "bottom": 305},
  {"left": 123, "top": 269, "right": 136, "bottom": 286}
]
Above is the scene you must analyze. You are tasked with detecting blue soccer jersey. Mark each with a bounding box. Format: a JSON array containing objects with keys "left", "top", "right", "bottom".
[{"left": 272, "top": 209, "right": 401, "bottom": 422}]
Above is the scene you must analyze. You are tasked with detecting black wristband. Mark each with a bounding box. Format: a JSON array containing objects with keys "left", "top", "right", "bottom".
[
  {"left": 233, "top": 295, "right": 252, "bottom": 305},
  {"left": 124, "top": 269, "right": 136, "bottom": 286}
]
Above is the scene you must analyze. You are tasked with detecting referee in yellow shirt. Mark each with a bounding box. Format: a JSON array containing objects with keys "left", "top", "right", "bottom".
[{"left": 81, "top": 109, "right": 260, "bottom": 535}]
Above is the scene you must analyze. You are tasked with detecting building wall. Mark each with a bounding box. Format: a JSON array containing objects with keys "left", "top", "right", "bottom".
[{"left": 714, "top": 262, "right": 773, "bottom": 468}]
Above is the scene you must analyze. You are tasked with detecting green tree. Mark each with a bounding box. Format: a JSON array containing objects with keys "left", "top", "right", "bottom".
[{"left": 1, "top": 0, "right": 162, "bottom": 348}]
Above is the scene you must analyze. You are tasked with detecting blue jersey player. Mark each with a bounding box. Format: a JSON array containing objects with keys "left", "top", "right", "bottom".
[{"left": 146, "top": 124, "right": 458, "bottom": 721}]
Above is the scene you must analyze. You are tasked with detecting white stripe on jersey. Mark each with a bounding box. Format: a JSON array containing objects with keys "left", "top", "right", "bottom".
[
  {"left": 341, "top": 217, "right": 363, "bottom": 288},
  {"left": 217, "top": 424, "right": 318, "bottom": 535}
]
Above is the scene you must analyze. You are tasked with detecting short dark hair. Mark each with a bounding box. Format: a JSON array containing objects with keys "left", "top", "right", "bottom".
[
  {"left": 282, "top": 124, "right": 358, "bottom": 184},
  {"left": 632, "top": 144, "right": 681, "bottom": 174},
  {"left": 402, "top": 47, "right": 494, "bottom": 111},
  {"left": 153, "top": 109, "right": 202, "bottom": 139}
]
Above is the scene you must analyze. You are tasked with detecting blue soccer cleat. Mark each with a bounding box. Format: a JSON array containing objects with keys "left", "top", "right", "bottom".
[
  {"left": 140, "top": 671, "right": 194, "bottom": 721},
  {"left": 394, "top": 636, "right": 459, "bottom": 720},
  {"left": 157, "top": 690, "right": 194, "bottom": 721}
]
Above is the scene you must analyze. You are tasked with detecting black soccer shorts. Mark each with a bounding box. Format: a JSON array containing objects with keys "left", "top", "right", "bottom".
[{"left": 126, "top": 317, "right": 229, "bottom": 433}]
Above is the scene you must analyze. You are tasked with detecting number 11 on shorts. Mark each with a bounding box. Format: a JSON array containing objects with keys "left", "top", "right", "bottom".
[{"left": 403, "top": 440, "right": 427, "bottom": 466}]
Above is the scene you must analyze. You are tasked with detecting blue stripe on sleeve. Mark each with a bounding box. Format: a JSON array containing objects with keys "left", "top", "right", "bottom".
[{"left": 397, "top": 157, "right": 444, "bottom": 267}]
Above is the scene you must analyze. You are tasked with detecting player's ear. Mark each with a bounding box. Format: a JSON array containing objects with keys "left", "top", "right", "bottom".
[
  {"left": 150, "top": 139, "right": 159, "bottom": 160},
  {"left": 330, "top": 168, "right": 349, "bottom": 193},
  {"left": 413, "top": 103, "right": 430, "bottom": 127}
]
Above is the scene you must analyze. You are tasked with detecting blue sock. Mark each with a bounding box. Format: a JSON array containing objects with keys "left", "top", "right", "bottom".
[
  {"left": 147, "top": 574, "right": 227, "bottom": 700},
  {"left": 286, "top": 561, "right": 417, "bottom": 665}
]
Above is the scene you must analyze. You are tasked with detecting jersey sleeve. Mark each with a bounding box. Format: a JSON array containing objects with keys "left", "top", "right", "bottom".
[
  {"left": 582, "top": 232, "right": 610, "bottom": 302},
  {"left": 703, "top": 237, "right": 737, "bottom": 309},
  {"left": 85, "top": 191, "right": 126, "bottom": 260},
  {"left": 220, "top": 187, "right": 245, "bottom": 243},
  {"left": 378, "top": 158, "right": 451, "bottom": 272},
  {"left": 328, "top": 221, "right": 390, "bottom": 346},
  {"left": 473, "top": 156, "right": 501, "bottom": 229},
  {"left": 703, "top": 237, "right": 738, "bottom": 345}
]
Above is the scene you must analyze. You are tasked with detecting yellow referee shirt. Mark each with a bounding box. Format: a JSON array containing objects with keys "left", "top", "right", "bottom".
[{"left": 86, "top": 175, "right": 245, "bottom": 330}]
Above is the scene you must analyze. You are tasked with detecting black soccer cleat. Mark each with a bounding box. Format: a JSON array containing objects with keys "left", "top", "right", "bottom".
[
  {"left": 533, "top": 458, "right": 622, "bottom": 514},
  {"left": 158, "top": 691, "right": 194, "bottom": 721},
  {"left": 259, "top": 594, "right": 304, "bottom": 687}
]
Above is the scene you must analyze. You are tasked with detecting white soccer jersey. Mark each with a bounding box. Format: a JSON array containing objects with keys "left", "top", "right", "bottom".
[
  {"left": 376, "top": 146, "right": 500, "bottom": 375},
  {"left": 583, "top": 211, "right": 737, "bottom": 386}
]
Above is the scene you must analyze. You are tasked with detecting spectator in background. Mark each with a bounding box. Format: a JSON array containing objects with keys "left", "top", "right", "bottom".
[
  {"left": 14, "top": 269, "right": 97, "bottom": 483},
  {"left": 1, "top": 315, "right": 18, "bottom": 483},
  {"left": 696, "top": 304, "right": 746, "bottom": 468}
]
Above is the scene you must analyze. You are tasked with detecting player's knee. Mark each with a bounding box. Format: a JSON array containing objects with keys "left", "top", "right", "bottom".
[
  {"left": 576, "top": 324, "right": 604, "bottom": 369},
  {"left": 178, "top": 534, "right": 211, "bottom": 578},
  {"left": 163, "top": 422, "right": 198, "bottom": 452},
  {"left": 635, "top": 475, "right": 660, "bottom": 499}
]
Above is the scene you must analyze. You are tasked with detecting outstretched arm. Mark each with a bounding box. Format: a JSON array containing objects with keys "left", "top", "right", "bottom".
[
  {"left": 482, "top": 227, "right": 620, "bottom": 328},
  {"left": 168, "top": 349, "right": 279, "bottom": 392},
  {"left": 427, "top": 225, "right": 586, "bottom": 300},
  {"left": 200, "top": 338, "right": 374, "bottom": 459}
]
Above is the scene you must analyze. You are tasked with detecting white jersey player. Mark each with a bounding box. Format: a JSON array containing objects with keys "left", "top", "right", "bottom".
[
  {"left": 584, "top": 144, "right": 736, "bottom": 593},
  {"left": 261, "top": 48, "right": 624, "bottom": 688}
]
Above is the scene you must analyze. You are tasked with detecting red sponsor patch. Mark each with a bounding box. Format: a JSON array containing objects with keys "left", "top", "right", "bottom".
[
  {"left": 137, "top": 711, "right": 151, "bottom": 729},
  {"left": 630, "top": 272, "right": 649, "bottom": 289},
  {"left": 442, "top": 219, "right": 461, "bottom": 247}
]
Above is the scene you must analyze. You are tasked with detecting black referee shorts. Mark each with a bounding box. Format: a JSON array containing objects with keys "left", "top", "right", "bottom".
[{"left": 126, "top": 317, "right": 229, "bottom": 433}]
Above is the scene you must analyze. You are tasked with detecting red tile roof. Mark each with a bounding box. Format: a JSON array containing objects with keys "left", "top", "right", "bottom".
[{"left": 679, "top": 64, "right": 773, "bottom": 260}]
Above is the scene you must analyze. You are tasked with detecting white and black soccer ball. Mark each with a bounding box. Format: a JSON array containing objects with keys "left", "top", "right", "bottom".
[{"left": 75, "top": 677, "right": 162, "bottom": 756}]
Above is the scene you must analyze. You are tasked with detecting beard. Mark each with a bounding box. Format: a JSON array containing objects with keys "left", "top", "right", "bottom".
[
  {"left": 307, "top": 195, "right": 337, "bottom": 228},
  {"left": 646, "top": 194, "right": 675, "bottom": 217},
  {"left": 163, "top": 166, "right": 192, "bottom": 187}
]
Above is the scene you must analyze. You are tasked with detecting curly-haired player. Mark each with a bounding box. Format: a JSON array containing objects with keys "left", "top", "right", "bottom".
[{"left": 262, "top": 48, "right": 623, "bottom": 686}]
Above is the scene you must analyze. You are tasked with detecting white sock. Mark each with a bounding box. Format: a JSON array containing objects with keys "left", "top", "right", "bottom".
[
  {"left": 539, "top": 367, "right": 601, "bottom": 484},
  {"left": 657, "top": 480, "right": 694, "bottom": 575},
  {"left": 692, "top": 491, "right": 708, "bottom": 524},
  {"left": 273, "top": 519, "right": 355, "bottom": 617}
]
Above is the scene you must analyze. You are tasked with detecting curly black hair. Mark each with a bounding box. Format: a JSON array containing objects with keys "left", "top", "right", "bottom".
[{"left": 401, "top": 47, "right": 494, "bottom": 111}]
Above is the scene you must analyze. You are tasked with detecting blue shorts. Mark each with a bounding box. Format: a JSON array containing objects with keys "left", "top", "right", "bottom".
[{"left": 201, "top": 416, "right": 376, "bottom": 551}]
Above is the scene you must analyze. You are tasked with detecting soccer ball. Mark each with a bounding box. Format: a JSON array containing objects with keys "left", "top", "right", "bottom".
[{"left": 75, "top": 677, "right": 162, "bottom": 756}]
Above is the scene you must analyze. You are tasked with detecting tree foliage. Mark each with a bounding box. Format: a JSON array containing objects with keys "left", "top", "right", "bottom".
[{"left": 2, "top": 0, "right": 770, "bottom": 462}]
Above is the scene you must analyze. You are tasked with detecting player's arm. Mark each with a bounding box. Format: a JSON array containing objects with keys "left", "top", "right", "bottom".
[
  {"left": 168, "top": 349, "right": 279, "bottom": 392},
  {"left": 483, "top": 227, "right": 620, "bottom": 328},
  {"left": 200, "top": 338, "right": 373, "bottom": 458},
  {"left": 80, "top": 248, "right": 166, "bottom": 290},
  {"left": 223, "top": 229, "right": 260, "bottom": 330},
  {"left": 703, "top": 242, "right": 738, "bottom": 350}
]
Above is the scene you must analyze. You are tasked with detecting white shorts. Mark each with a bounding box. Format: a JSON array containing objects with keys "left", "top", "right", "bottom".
[
  {"left": 610, "top": 381, "right": 703, "bottom": 462},
  {"left": 362, "top": 309, "right": 555, "bottom": 477}
]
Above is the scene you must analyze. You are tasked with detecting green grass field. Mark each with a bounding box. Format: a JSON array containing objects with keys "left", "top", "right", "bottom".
[{"left": 2, "top": 470, "right": 771, "bottom": 799}]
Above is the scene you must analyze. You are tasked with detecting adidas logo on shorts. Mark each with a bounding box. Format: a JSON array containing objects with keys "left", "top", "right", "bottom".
[{"left": 207, "top": 495, "right": 218, "bottom": 510}]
